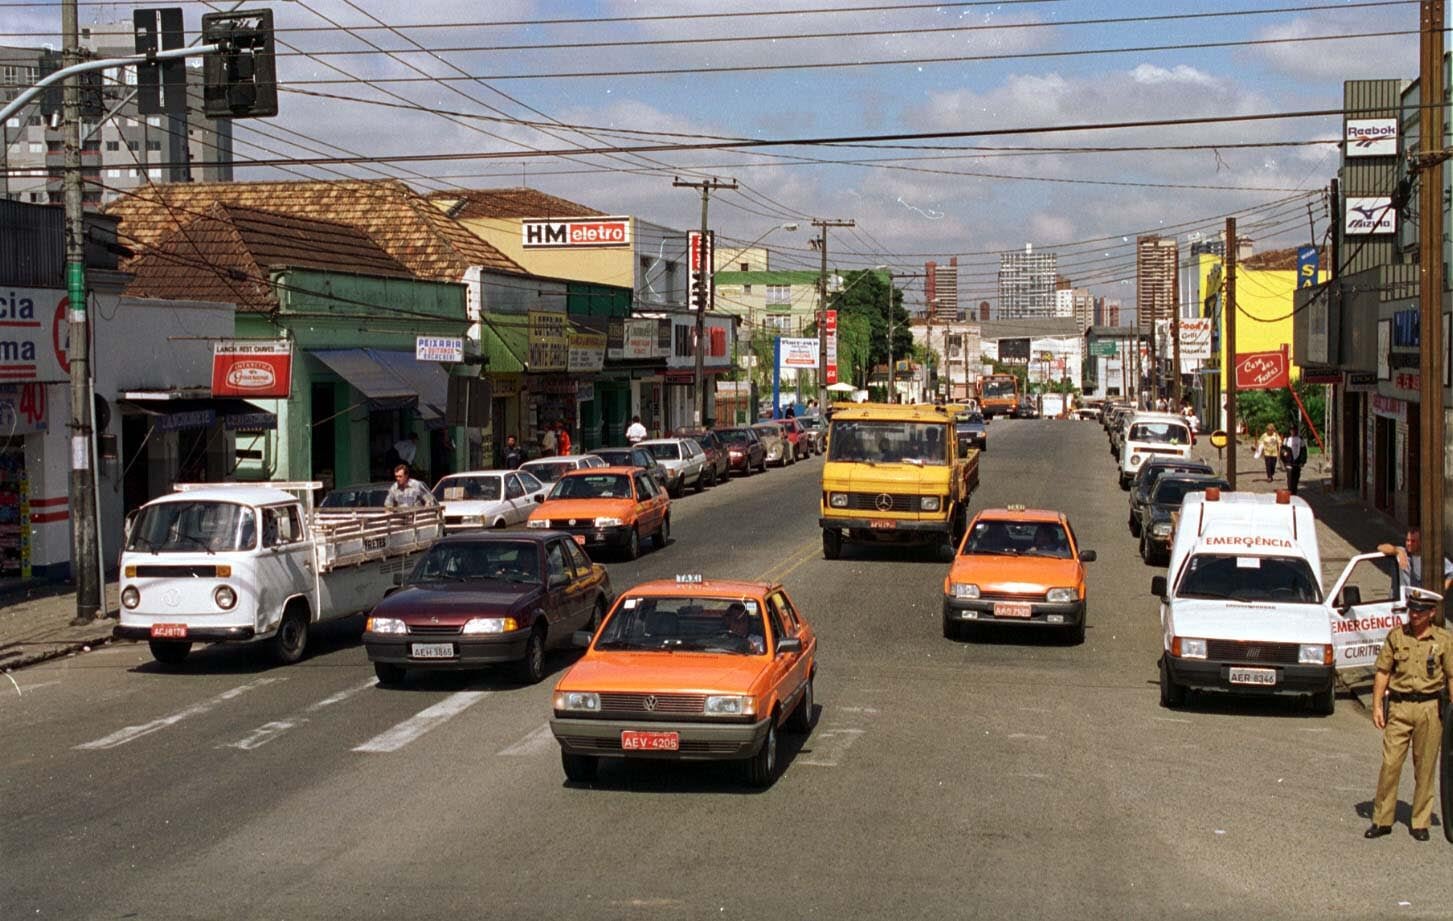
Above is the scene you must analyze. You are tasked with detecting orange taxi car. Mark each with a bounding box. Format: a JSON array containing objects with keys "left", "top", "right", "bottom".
[
  {"left": 527, "top": 466, "right": 670, "bottom": 560},
  {"left": 941, "top": 506, "right": 1096, "bottom": 643},
  {"left": 549, "top": 577, "right": 817, "bottom": 787}
]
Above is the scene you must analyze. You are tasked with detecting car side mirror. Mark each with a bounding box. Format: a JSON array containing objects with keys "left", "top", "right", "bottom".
[
  {"left": 549, "top": 574, "right": 570, "bottom": 589},
  {"left": 775, "top": 636, "right": 802, "bottom": 655},
  {"left": 1078, "top": 549, "right": 1097, "bottom": 563},
  {"left": 572, "top": 630, "right": 594, "bottom": 648},
  {"left": 1150, "top": 575, "right": 1167, "bottom": 598},
  {"left": 1340, "top": 585, "right": 1362, "bottom": 609}
]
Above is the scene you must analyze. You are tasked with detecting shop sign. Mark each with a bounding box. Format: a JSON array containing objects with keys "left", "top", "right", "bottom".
[
  {"left": 577, "top": 382, "right": 595, "bottom": 401},
  {"left": 527, "top": 310, "right": 569, "bottom": 372},
  {"left": 1371, "top": 394, "right": 1407, "bottom": 422},
  {"left": 531, "top": 375, "right": 578, "bottom": 396},
  {"left": 156, "top": 409, "right": 216, "bottom": 432},
  {"left": 1345, "top": 371, "right": 1377, "bottom": 392},
  {"left": 778, "top": 337, "right": 818, "bottom": 370},
  {"left": 1301, "top": 369, "right": 1341, "bottom": 384},
  {"left": 211, "top": 339, "right": 292, "bottom": 398},
  {"left": 0, "top": 384, "right": 47, "bottom": 434},
  {"left": 521, "top": 216, "right": 631, "bottom": 248},
  {"left": 0, "top": 287, "right": 73, "bottom": 384},
  {"left": 688, "top": 231, "right": 714, "bottom": 311},
  {"left": 492, "top": 373, "right": 522, "bottom": 398},
  {"left": 1392, "top": 370, "right": 1421, "bottom": 392},
  {"left": 567, "top": 331, "right": 606, "bottom": 373},
  {"left": 825, "top": 310, "right": 838, "bottom": 384},
  {"left": 1345, "top": 197, "right": 1396, "bottom": 235},
  {"left": 415, "top": 336, "right": 463, "bottom": 363},
  {"left": 1179, "top": 318, "right": 1212, "bottom": 359},
  {"left": 1090, "top": 339, "right": 1118, "bottom": 358},
  {"left": 1233, "top": 349, "right": 1290, "bottom": 390},
  {"left": 223, "top": 412, "right": 277, "bottom": 431},
  {"left": 1344, "top": 118, "right": 1398, "bottom": 157}
]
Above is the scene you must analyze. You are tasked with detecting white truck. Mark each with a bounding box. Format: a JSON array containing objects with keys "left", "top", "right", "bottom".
[
  {"left": 1153, "top": 488, "right": 1406, "bottom": 715},
  {"left": 116, "top": 482, "right": 442, "bottom": 667}
]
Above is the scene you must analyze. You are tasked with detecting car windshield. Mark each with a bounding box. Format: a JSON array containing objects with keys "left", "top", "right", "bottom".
[
  {"left": 1152, "top": 479, "right": 1223, "bottom": 506},
  {"left": 1176, "top": 553, "right": 1321, "bottom": 603},
  {"left": 644, "top": 443, "right": 681, "bottom": 460},
  {"left": 981, "top": 380, "right": 1015, "bottom": 399},
  {"left": 434, "top": 476, "right": 501, "bottom": 501},
  {"left": 717, "top": 428, "right": 754, "bottom": 445},
  {"left": 955, "top": 413, "right": 984, "bottom": 426},
  {"left": 595, "top": 595, "right": 767, "bottom": 655},
  {"left": 1139, "top": 464, "right": 1210, "bottom": 496},
  {"left": 126, "top": 501, "right": 255, "bottom": 553},
  {"left": 827, "top": 420, "right": 948, "bottom": 465},
  {"left": 549, "top": 473, "right": 633, "bottom": 500},
  {"left": 409, "top": 541, "right": 539, "bottom": 584},
  {"left": 962, "top": 519, "right": 1072, "bottom": 559},
  {"left": 1128, "top": 422, "right": 1189, "bottom": 445},
  {"left": 320, "top": 487, "right": 388, "bottom": 508},
  {"left": 523, "top": 461, "right": 574, "bottom": 483},
  {"left": 594, "top": 449, "right": 634, "bottom": 466}
]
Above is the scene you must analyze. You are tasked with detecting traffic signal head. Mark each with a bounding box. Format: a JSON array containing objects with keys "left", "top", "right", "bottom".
[{"left": 201, "top": 9, "right": 277, "bottom": 119}]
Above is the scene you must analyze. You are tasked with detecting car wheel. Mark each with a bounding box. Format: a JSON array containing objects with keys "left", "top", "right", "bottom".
[
  {"left": 1069, "top": 615, "right": 1087, "bottom": 646},
  {"left": 942, "top": 615, "right": 959, "bottom": 640},
  {"left": 744, "top": 717, "right": 779, "bottom": 788},
  {"left": 655, "top": 516, "right": 670, "bottom": 550},
  {"left": 1159, "top": 656, "right": 1186, "bottom": 708},
  {"left": 561, "top": 751, "right": 599, "bottom": 783},
  {"left": 1311, "top": 684, "right": 1336, "bottom": 716},
  {"left": 759, "top": 457, "right": 769, "bottom": 473},
  {"left": 624, "top": 527, "right": 640, "bottom": 561},
  {"left": 1128, "top": 513, "right": 1141, "bottom": 537},
  {"left": 786, "top": 673, "right": 815, "bottom": 733},
  {"left": 587, "top": 597, "right": 606, "bottom": 634},
  {"left": 669, "top": 481, "right": 684, "bottom": 499},
  {"left": 271, "top": 606, "right": 310, "bottom": 665},
  {"left": 694, "top": 471, "right": 705, "bottom": 493},
  {"left": 822, "top": 528, "right": 842, "bottom": 560},
  {"left": 373, "top": 661, "right": 406, "bottom": 686},
  {"left": 516, "top": 627, "right": 547, "bottom": 684},
  {"left": 148, "top": 639, "right": 191, "bottom": 666}
]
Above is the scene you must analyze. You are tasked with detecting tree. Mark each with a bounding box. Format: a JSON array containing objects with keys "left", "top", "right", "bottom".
[{"left": 826, "top": 270, "right": 913, "bottom": 373}]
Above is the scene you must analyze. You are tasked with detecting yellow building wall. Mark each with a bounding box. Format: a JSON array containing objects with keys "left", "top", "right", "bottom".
[
  {"left": 450, "top": 213, "right": 639, "bottom": 289},
  {"left": 1199, "top": 254, "right": 1299, "bottom": 381}
]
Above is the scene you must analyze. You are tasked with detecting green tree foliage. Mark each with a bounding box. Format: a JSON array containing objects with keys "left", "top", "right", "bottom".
[
  {"left": 826, "top": 270, "right": 914, "bottom": 374},
  {"left": 1235, "top": 381, "right": 1327, "bottom": 442}
]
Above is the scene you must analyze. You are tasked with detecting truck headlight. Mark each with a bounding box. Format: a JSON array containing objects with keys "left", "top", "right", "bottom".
[
  {"left": 704, "top": 694, "right": 755, "bottom": 716},
  {"left": 1045, "top": 588, "right": 1078, "bottom": 603},
  {"left": 462, "top": 617, "right": 518, "bottom": 634},
  {"left": 121, "top": 586, "right": 140, "bottom": 609},
  {"left": 366, "top": 616, "right": 407, "bottom": 635},
  {"left": 952, "top": 582, "right": 980, "bottom": 599},
  {"left": 554, "top": 691, "right": 601, "bottom": 712},
  {"left": 1130, "top": 454, "right": 1142, "bottom": 465},
  {"left": 593, "top": 516, "right": 623, "bottom": 527},
  {"left": 921, "top": 496, "right": 940, "bottom": 511},
  {"left": 1151, "top": 522, "right": 1173, "bottom": 537},
  {"left": 526, "top": 519, "right": 550, "bottom": 529},
  {"left": 1299, "top": 643, "right": 1332, "bottom": 665},
  {"left": 1173, "top": 637, "right": 1207, "bottom": 659},
  {"left": 214, "top": 585, "right": 237, "bottom": 610},
  {"left": 829, "top": 492, "right": 849, "bottom": 508}
]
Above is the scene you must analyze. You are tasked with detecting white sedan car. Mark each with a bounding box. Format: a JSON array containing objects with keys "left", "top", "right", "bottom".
[
  {"left": 636, "top": 437, "right": 708, "bottom": 496},
  {"left": 520, "top": 454, "right": 607, "bottom": 484},
  {"left": 433, "top": 469, "right": 549, "bottom": 531}
]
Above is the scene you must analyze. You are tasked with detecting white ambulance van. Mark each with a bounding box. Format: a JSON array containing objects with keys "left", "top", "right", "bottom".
[{"left": 1153, "top": 488, "right": 1406, "bottom": 715}]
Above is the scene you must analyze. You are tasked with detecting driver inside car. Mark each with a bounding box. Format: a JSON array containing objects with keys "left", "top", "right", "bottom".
[{"left": 723, "top": 602, "right": 766, "bottom": 654}]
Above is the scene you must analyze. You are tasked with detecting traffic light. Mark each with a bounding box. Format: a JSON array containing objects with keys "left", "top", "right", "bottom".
[
  {"left": 201, "top": 9, "right": 277, "bottom": 119},
  {"left": 38, "top": 50, "right": 103, "bottom": 119}
]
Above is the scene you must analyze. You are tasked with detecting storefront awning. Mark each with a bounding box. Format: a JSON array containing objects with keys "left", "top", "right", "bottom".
[
  {"left": 310, "top": 349, "right": 419, "bottom": 411},
  {"left": 117, "top": 396, "right": 276, "bottom": 432},
  {"left": 369, "top": 349, "right": 449, "bottom": 424}
]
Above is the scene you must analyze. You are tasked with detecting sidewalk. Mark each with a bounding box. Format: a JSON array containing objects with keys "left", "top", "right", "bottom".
[{"left": 0, "top": 583, "right": 119, "bottom": 671}]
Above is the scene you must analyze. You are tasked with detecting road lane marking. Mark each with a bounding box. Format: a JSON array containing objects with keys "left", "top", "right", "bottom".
[
  {"left": 1151, "top": 717, "right": 1191, "bottom": 724},
  {"left": 754, "top": 537, "right": 820, "bottom": 583},
  {"left": 219, "top": 677, "right": 377, "bottom": 751},
  {"left": 1006, "top": 733, "right": 1048, "bottom": 741},
  {"left": 497, "top": 723, "right": 555, "bottom": 757},
  {"left": 76, "top": 677, "right": 283, "bottom": 750},
  {"left": 353, "top": 691, "right": 489, "bottom": 753},
  {"left": 798, "top": 727, "right": 865, "bottom": 767}
]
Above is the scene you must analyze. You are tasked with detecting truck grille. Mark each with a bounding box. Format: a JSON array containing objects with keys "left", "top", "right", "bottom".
[
  {"left": 841, "top": 492, "right": 915, "bottom": 512},
  {"left": 599, "top": 693, "right": 705, "bottom": 714},
  {"left": 1206, "top": 639, "right": 1298, "bottom": 664}
]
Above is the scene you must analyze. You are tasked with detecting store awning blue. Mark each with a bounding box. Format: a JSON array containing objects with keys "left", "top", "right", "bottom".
[
  {"left": 310, "top": 349, "right": 418, "bottom": 411},
  {"left": 370, "top": 349, "right": 449, "bottom": 424}
]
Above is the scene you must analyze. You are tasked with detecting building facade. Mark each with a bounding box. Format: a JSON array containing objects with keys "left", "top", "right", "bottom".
[
  {"left": 925, "top": 258, "right": 959, "bottom": 322},
  {"left": 1136, "top": 235, "right": 1178, "bottom": 334},
  {"left": 996, "top": 244, "right": 1058, "bottom": 319}
]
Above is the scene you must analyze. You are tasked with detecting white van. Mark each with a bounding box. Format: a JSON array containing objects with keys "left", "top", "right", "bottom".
[
  {"left": 1153, "top": 489, "right": 1406, "bottom": 715},
  {"left": 1118, "top": 412, "right": 1193, "bottom": 489}
]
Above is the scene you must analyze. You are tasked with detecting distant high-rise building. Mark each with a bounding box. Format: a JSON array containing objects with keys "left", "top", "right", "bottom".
[
  {"left": 924, "top": 257, "right": 959, "bottom": 321},
  {"left": 1107, "top": 301, "right": 1121, "bottom": 326},
  {"left": 1054, "top": 288, "right": 1074, "bottom": 318},
  {"left": 1188, "top": 234, "right": 1226, "bottom": 259},
  {"left": 1071, "top": 288, "right": 1093, "bottom": 329},
  {"left": 997, "top": 243, "right": 1058, "bottom": 319},
  {"left": 978, "top": 301, "right": 990, "bottom": 321},
  {"left": 1136, "top": 236, "right": 1178, "bottom": 333}
]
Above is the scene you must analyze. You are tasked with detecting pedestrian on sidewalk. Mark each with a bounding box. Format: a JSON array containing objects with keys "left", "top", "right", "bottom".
[
  {"left": 1364, "top": 588, "right": 1453, "bottom": 842},
  {"left": 1254, "top": 424, "right": 1281, "bottom": 482},
  {"left": 1377, "top": 527, "right": 1453, "bottom": 594},
  {"left": 540, "top": 424, "right": 558, "bottom": 457},
  {"left": 501, "top": 434, "right": 524, "bottom": 470},
  {"left": 556, "top": 420, "right": 572, "bottom": 456},
  {"left": 625, "top": 415, "right": 647, "bottom": 444},
  {"left": 1279, "top": 428, "right": 1307, "bottom": 495}
]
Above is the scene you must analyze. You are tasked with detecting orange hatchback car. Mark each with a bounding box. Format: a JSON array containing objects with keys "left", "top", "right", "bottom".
[
  {"left": 941, "top": 506, "right": 1096, "bottom": 643},
  {"left": 549, "top": 577, "right": 818, "bottom": 787},
  {"left": 527, "top": 467, "right": 670, "bottom": 560}
]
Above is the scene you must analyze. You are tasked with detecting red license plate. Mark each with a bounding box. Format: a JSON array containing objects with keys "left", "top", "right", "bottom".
[
  {"left": 150, "top": 623, "right": 188, "bottom": 639},
  {"left": 869, "top": 520, "right": 897, "bottom": 530},
  {"left": 621, "top": 730, "right": 680, "bottom": 751},
  {"left": 992, "top": 602, "right": 1032, "bottom": 619}
]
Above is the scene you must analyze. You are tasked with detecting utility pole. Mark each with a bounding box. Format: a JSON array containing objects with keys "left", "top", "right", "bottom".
[
  {"left": 1171, "top": 251, "right": 1182, "bottom": 408},
  {"left": 62, "top": 0, "right": 100, "bottom": 624},
  {"left": 1226, "top": 217, "right": 1239, "bottom": 491},
  {"left": 674, "top": 176, "right": 737, "bottom": 427},
  {"left": 813, "top": 218, "right": 854, "bottom": 404},
  {"left": 885, "top": 270, "right": 896, "bottom": 402},
  {"left": 1417, "top": 0, "right": 1446, "bottom": 593}
]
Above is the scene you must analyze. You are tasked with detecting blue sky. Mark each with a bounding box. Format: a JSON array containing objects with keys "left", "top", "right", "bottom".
[{"left": 2, "top": 1, "right": 1422, "bottom": 311}]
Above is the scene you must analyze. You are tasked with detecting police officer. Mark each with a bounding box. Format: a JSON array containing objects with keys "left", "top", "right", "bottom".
[{"left": 1365, "top": 587, "right": 1453, "bottom": 841}]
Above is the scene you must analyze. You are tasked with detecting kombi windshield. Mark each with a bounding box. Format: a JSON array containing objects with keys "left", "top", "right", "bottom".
[
  {"left": 1176, "top": 553, "right": 1322, "bottom": 603},
  {"left": 595, "top": 595, "right": 767, "bottom": 655},
  {"left": 126, "top": 501, "right": 255, "bottom": 553},
  {"left": 1128, "top": 422, "right": 1190, "bottom": 445},
  {"left": 827, "top": 420, "right": 948, "bottom": 465}
]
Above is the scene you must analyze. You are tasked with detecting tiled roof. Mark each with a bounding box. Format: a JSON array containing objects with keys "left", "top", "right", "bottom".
[
  {"left": 124, "top": 203, "right": 414, "bottom": 312},
  {"left": 105, "top": 179, "right": 524, "bottom": 279},
  {"left": 1241, "top": 246, "right": 1327, "bottom": 272},
  {"left": 426, "top": 187, "right": 606, "bottom": 220}
]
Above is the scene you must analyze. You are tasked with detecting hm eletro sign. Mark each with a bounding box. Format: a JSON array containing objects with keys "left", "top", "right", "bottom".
[{"left": 522, "top": 217, "right": 632, "bottom": 248}]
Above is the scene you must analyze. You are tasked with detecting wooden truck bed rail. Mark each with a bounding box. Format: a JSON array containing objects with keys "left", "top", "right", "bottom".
[{"left": 311, "top": 507, "right": 443, "bottom": 571}]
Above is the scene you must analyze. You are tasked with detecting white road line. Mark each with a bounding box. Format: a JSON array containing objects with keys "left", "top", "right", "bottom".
[
  {"left": 219, "top": 678, "right": 377, "bottom": 751},
  {"left": 798, "top": 727, "right": 865, "bottom": 767},
  {"left": 353, "top": 691, "right": 490, "bottom": 753},
  {"left": 1151, "top": 716, "right": 1192, "bottom": 724},
  {"left": 1006, "top": 733, "right": 1048, "bottom": 741},
  {"left": 76, "top": 677, "right": 283, "bottom": 750},
  {"left": 498, "top": 723, "right": 555, "bottom": 757}
]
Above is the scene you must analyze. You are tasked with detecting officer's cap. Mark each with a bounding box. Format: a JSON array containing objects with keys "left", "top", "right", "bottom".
[{"left": 1407, "top": 587, "right": 1444, "bottom": 609}]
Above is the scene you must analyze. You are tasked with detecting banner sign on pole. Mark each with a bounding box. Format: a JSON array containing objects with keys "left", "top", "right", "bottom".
[
  {"left": 415, "top": 336, "right": 463, "bottom": 363},
  {"left": 211, "top": 339, "right": 292, "bottom": 398},
  {"left": 689, "top": 231, "right": 714, "bottom": 312},
  {"left": 825, "top": 309, "right": 838, "bottom": 385},
  {"left": 778, "top": 337, "right": 819, "bottom": 370},
  {"left": 1179, "top": 318, "right": 1213, "bottom": 360},
  {"left": 1233, "top": 348, "right": 1290, "bottom": 390},
  {"left": 1296, "top": 246, "right": 1319, "bottom": 289}
]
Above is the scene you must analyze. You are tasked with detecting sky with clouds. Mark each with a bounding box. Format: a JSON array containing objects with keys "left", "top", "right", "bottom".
[{"left": 2, "top": 0, "right": 1424, "bottom": 313}]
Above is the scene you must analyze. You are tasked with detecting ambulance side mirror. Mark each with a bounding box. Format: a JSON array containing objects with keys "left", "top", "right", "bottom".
[
  {"left": 1150, "top": 576, "right": 1167, "bottom": 599},
  {"left": 1339, "top": 585, "right": 1362, "bottom": 610}
]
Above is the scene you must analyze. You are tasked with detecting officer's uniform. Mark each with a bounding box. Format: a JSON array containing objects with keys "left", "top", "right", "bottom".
[{"left": 1369, "top": 588, "right": 1453, "bottom": 836}]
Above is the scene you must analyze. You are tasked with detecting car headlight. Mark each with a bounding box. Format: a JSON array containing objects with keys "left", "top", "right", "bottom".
[
  {"left": 729, "top": 449, "right": 743, "bottom": 456},
  {"left": 1045, "top": 587, "right": 1078, "bottom": 603},
  {"left": 214, "top": 585, "right": 237, "bottom": 610},
  {"left": 704, "top": 694, "right": 756, "bottom": 716},
  {"left": 121, "top": 585, "right": 140, "bottom": 609},
  {"left": 593, "top": 516, "right": 623, "bottom": 527},
  {"left": 1130, "top": 454, "right": 1142, "bottom": 465},
  {"left": 1174, "top": 637, "right": 1207, "bottom": 659},
  {"left": 526, "top": 519, "right": 550, "bottom": 529},
  {"left": 665, "top": 468, "right": 679, "bottom": 478},
  {"left": 952, "top": 582, "right": 980, "bottom": 599},
  {"left": 366, "top": 616, "right": 407, "bottom": 635},
  {"left": 1299, "top": 643, "right": 1332, "bottom": 666},
  {"left": 462, "top": 617, "right": 518, "bottom": 635},
  {"left": 1151, "top": 522, "right": 1173, "bottom": 537},
  {"left": 462, "top": 515, "right": 484, "bottom": 525},
  {"left": 829, "top": 492, "right": 849, "bottom": 508},
  {"left": 921, "top": 496, "right": 940, "bottom": 511},
  {"left": 554, "top": 691, "right": 601, "bottom": 712}
]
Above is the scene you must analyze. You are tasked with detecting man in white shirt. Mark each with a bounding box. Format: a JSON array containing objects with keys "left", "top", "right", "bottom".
[
  {"left": 1378, "top": 527, "right": 1453, "bottom": 595},
  {"left": 625, "top": 415, "right": 648, "bottom": 444}
]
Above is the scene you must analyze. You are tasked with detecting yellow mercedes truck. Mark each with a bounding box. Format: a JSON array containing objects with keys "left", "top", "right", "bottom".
[{"left": 819, "top": 403, "right": 980, "bottom": 559}]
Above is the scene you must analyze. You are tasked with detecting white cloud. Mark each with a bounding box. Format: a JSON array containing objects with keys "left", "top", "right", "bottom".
[{"left": 1252, "top": 15, "right": 1416, "bottom": 81}]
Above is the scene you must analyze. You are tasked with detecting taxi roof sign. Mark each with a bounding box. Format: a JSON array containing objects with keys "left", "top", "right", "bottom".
[
  {"left": 675, "top": 574, "right": 704, "bottom": 584},
  {"left": 1006, "top": 504, "right": 1027, "bottom": 512}
]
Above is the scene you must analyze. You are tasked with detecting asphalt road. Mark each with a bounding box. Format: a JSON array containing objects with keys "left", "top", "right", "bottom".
[{"left": 3, "top": 421, "right": 1449, "bottom": 920}]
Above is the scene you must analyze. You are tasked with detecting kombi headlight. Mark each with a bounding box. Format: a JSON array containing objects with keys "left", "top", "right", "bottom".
[
  {"left": 1299, "top": 643, "right": 1332, "bottom": 665},
  {"left": 829, "top": 492, "right": 849, "bottom": 508},
  {"left": 921, "top": 496, "right": 941, "bottom": 511},
  {"left": 462, "top": 617, "right": 518, "bottom": 635},
  {"left": 1130, "top": 454, "right": 1142, "bottom": 466},
  {"left": 121, "top": 586, "right": 140, "bottom": 609},
  {"left": 366, "top": 616, "right": 407, "bottom": 634},
  {"left": 1045, "top": 588, "right": 1078, "bottom": 604},
  {"left": 214, "top": 585, "right": 237, "bottom": 610},
  {"left": 554, "top": 691, "right": 601, "bottom": 712},
  {"left": 704, "top": 695, "right": 755, "bottom": 716},
  {"left": 952, "top": 582, "right": 980, "bottom": 599},
  {"left": 1174, "top": 637, "right": 1207, "bottom": 659}
]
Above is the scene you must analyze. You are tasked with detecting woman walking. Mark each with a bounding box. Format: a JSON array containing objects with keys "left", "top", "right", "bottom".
[{"left": 1256, "top": 423, "right": 1281, "bottom": 482}]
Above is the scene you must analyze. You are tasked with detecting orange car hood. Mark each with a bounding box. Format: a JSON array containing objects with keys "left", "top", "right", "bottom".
[
  {"left": 560, "top": 652, "right": 766, "bottom": 695},
  {"left": 949, "top": 554, "right": 1080, "bottom": 593},
  {"left": 530, "top": 497, "right": 637, "bottom": 520}
]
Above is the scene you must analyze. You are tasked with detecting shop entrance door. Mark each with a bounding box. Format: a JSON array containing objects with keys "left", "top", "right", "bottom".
[
  {"left": 1374, "top": 416, "right": 1394, "bottom": 511},
  {"left": 1407, "top": 405, "right": 1420, "bottom": 527}
]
